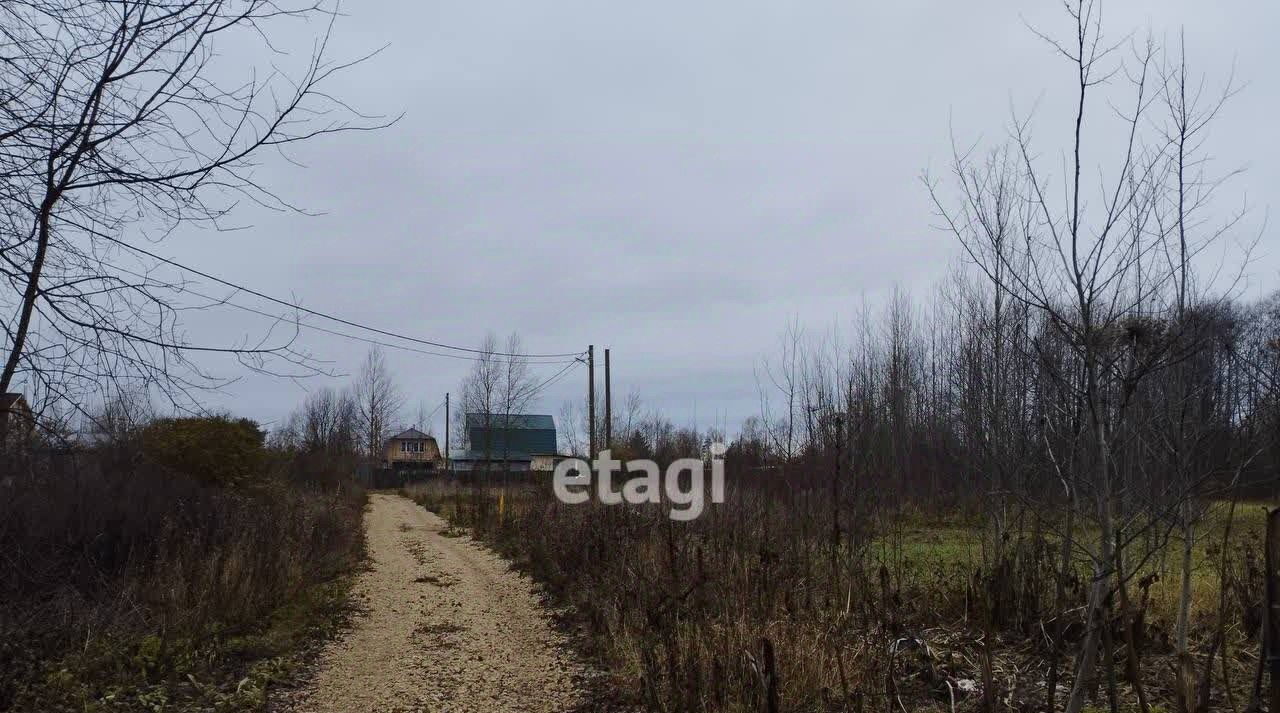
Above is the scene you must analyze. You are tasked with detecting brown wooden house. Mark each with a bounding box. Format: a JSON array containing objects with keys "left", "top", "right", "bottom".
[{"left": 382, "top": 427, "right": 443, "bottom": 470}]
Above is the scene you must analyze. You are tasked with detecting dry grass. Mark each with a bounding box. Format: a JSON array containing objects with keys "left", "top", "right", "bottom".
[
  {"left": 0, "top": 456, "right": 366, "bottom": 712},
  {"left": 405, "top": 477, "right": 1264, "bottom": 713}
]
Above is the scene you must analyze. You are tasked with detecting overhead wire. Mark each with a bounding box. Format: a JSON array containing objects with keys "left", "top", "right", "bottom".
[
  {"left": 524, "top": 358, "right": 584, "bottom": 400},
  {"left": 99, "top": 234, "right": 586, "bottom": 360},
  {"left": 100, "top": 259, "right": 582, "bottom": 365},
  {"left": 92, "top": 246, "right": 592, "bottom": 416}
]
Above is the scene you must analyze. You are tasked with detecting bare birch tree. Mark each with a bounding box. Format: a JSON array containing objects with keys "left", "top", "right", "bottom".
[
  {"left": 353, "top": 346, "right": 402, "bottom": 462},
  {"left": 496, "top": 332, "right": 535, "bottom": 463},
  {"left": 459, "top": 333, "right": 501, "bottom": 463}
]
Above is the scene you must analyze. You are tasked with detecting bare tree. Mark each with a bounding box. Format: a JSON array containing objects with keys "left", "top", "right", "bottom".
[
  {"left": 412, "top": 399, "right": 437, "bottom": 437},
  {"left": 298, "top": 386, "right": 357, "bottom": 454},
  {"left": 496, "top": 332, "right": 536, "bottom": 462},
  {"left": 561, "top": 389, "right": 641, "bottom": 459},
  {"left": 271, "top": 384, "right": 358, "bottom": 484},
  {"left": 0, "top": 0, "right": 385, "bottom": 421},
  {"left": 458, "top": 333, "right": 500, "bottom": 464},
  {"left": 353, "top": 346, "right": 402, "bottom": 463},
  {"left": 757, "top": 317, "right": 804, "bottom": 465},
  {"left": 927, "top": 4, "right": 1248, "bottom": 711},
  {"left": 454, "top": 331, "right": 537, "bottom": 467},
  {"left": 557, "top": 399, "right": 586, "bottom": 457}
]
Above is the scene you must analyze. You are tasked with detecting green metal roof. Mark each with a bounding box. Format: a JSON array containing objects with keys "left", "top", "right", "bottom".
[{"left": 465, "top": 413, "right": 556, "bottom": 455}]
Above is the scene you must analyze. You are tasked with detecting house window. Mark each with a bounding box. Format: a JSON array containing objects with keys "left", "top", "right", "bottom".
[{"left": 400, "top": 440, "right": 423, "bottom": 453}]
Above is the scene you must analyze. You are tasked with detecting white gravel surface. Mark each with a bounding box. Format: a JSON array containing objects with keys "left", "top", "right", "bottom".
[{"left": 291, "top": 492, "right": 586, "bottom": 713}]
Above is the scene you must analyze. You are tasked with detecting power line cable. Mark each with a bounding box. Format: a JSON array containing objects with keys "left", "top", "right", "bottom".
[
  {"left": 426, "top": 400, "right": 446, "bottom": 421},
  {"left": 523, "top": 358, "right": 584, "bottom": 400},
  {"left": 449, "top": 361, "right": 583, "bottom": 422},
  {"left": 99, "top": 260, "right": 582, "bottom": 365},
  {"left": 100, "top": 235, "right": 586, "bottom": 359},
  {"left": 412, "top": 398, "right": 447, "bottom": 427}
]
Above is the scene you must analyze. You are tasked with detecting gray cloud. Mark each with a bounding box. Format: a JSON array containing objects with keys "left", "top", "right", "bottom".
[{"left": 164, "top": 0, "right": 1279, "bottom": 436}]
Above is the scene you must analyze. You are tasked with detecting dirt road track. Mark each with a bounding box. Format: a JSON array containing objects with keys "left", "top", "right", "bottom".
[{"left": 290, "top": 493, "right": 587, "bottom": 713}]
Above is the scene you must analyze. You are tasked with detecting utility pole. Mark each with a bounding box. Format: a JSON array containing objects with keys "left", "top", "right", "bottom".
[
  {"left": 604, "top": 348, "right": 612, "bottom": 451},
  {"left": 444, "top": 392, "right": 450, "bottom": 471},
  {"left": 587, "top": 345, "right": 596, "bottom": 459}
]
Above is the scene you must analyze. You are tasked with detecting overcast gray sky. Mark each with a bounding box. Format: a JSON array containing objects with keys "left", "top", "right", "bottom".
[{"left": 164, "top": 0, "right": 1279, "bottom": 438}]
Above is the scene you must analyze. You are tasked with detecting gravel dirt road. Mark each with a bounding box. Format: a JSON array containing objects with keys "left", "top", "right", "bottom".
[{"left": 290, "top": 492, "right": 587, "bottom": 713}]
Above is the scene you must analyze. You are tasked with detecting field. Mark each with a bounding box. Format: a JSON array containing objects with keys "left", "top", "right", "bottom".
[
  {"left": 405, "top": 476, "right": 1267, "bottom": 713},
  {"left": 880, "top": 504, "right": 1268, "bottom": 630}
]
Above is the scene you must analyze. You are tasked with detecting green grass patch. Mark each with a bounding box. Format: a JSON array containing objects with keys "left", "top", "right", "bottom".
[
  {"left": 11, "top": 575, "right": 356, "bottom": 713},
  {"left": 867, "top": 499, "right": 1267, "bottom": 625}
]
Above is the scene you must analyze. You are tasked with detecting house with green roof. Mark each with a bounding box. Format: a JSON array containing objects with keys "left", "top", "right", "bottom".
[{"left": 451, "top": 412, "right": 564, "bottom": 471}]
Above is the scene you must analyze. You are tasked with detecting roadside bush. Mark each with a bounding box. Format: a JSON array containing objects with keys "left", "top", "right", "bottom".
[{"left": 138, "top": 415, "right": 267, "bottom": 488}]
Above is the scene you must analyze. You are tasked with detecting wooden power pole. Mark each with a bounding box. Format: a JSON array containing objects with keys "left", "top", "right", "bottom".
[
  {"left": 587, "top": 345, "right": 596, "bottom": 459},
  {"left": 444, "top": 392, "right": 450, "bottom": 471},
  {"left": 604, "top": 348, "right": 612, "bottom": 451}
]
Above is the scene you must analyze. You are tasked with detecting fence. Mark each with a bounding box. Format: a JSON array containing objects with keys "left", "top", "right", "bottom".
[{"left": 355, "top": 465, "right": 546, "bottom": 490}]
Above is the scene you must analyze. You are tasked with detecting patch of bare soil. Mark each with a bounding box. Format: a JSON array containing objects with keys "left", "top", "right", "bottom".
[{"left": 282, "top": 493, "right": 588, "bottom": 713}]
